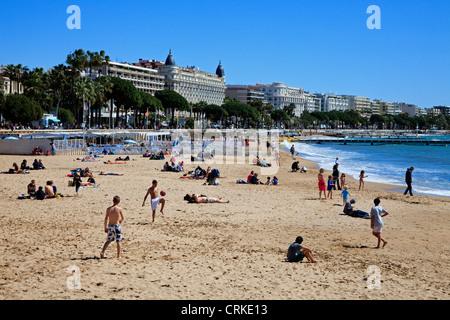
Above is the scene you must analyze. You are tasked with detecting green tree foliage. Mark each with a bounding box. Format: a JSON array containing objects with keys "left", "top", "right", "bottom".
[
  {"left": 3, "top": 94, "right": 43, "bottom": 124},
  {"left": 155, "top": 90, "right": 189, "bottom": 125},
  {"left": 58, "top": 107, "right": 76, "bottom": 125}
]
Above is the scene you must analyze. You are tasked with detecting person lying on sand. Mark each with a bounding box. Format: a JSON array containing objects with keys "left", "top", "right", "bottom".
[
  {"left": 99, "top": 171, "right": 123, "bottom": 176},
  {"left": 183, "top": 193, "right": 229, "bottom": 203}
]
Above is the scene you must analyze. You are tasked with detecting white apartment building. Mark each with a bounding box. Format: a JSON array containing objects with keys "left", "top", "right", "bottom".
[
  {"left": 394, "top": 103, "right": 419, "bottom": 117},
  {"left": 256, "top": 82, "right": 305, "bottom": 116},
  {"left": 371, "top": 99, "right": 396, "bottom": 115},
  {"left": 87, "top": 61, "right": 165, "bottom": 95},
  {"left": 157, "top": 51, "right": 226, "bottom": 106},
  {"left": 342, "top": 95, "right": 372, "bottom": 117},
  {"left": 303, "top": 92, "right": 322, "bottom": 113},
  {"left": 225, "top": 85, "right": 266, "bottom": 105},
  {"left": 313, "top": 93, "right": 349, "bottom": 112}
]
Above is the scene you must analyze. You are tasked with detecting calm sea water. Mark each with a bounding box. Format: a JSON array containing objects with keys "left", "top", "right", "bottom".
[{"left": 292, "top": 135, "right": 450, "bottom": 197}]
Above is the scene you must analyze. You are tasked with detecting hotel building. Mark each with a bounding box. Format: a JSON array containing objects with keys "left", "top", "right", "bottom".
[
  {"left": 157, "top": 51, "right": 226, "bottom": 106},
  {"left": 85, "top": 61, "right": 165, "bottom": 95},
  {"left": 256, "top": 82, "right": 305, "bottom": 116},
  {"left": 225, "top": 85, "right": 266, "bottom": 105},
  {"left": 313, "top": 93, "right": 350, "bottom": 112}
]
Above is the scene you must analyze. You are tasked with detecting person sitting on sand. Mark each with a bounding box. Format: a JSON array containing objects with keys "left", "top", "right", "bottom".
[
  {"left": 38, "top": 159, "right": 45, "bottom": 169},
  {"left": 35, "top": 186, "right": 46, "bottom": 200},
  {"left": 45, "top": 181, "right": 55, "bottom": 198},
  {"left": 27, "top": 180, "right": 36, "bottom": 197},
  {"left": 249, "top": 172, "right": 263, "bottom": 185},
  {"left": 272, "top": 176, "right": 279, "bottom": 185},
  {"left": 21, "top": 160, "right": 30, "bottom": 170},
  {"left": 247, "top": 171, "right": 254, "bottom": 183},
  {"left": 291, "top": 161, "right": 300, "bottom": 172},
  {"left": 162, "top": 162, "right": 173, "bottom": 172},
  {"left": 286, "top": 236, "right": 319, "bottom": 263},
  {"left": 32, "top": 159, "right": 40, "bottom": 170},
  {"left": 87, "top": 173, "right": 96, "bottom": 186},
  {"left": 265, "top": 177, "right": 272, "bottom": 185},
  {"left": 11, "top": 162, "right": 24, "bottom": 174},
  {"left": 183, "top": 194, "right": 229, "bottom": 203}
]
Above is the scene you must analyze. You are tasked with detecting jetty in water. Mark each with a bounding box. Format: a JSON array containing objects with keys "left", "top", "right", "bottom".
[{"left": 298, "top": 136, "right": 450, "bottom": 146}]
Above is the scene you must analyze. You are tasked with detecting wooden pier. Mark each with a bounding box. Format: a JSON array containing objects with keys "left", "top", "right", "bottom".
[{"left": 299, "top": 136, "right": 450, "bottom": 146}]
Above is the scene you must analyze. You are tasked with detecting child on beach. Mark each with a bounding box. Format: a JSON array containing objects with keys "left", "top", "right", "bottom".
[
  {"left": 341, "top": 186, "right": 350, "bottom": 206},
  {"left": 100, "top": 196, "right": 124, "bottom": 259},
  {"left": 286, "top": 236, "right": 320, "bottom": 263},
  {"left": 359, "top": 170, "right": 368, "bottom": 191},
  {"left": 142, "top": 180, "right": 165, "bottom": 224},
  {"left": 370, "top": 198, "right": 389, "bottom": 249},
  {"left": 340, "top": 173, "right": 346, "bottom": 190},
  {"left": 327, "top": 175, "right": 334, "bottom": 199},
  {"left": 318, "top": 168, "right": 327, "bottom": 200}
]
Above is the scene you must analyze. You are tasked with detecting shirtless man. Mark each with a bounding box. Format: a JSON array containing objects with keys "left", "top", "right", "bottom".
[
  {"left": 100, "top": 196, "right": 124, "bottom": 259},
  {"left": 142, "top": 180, "right": 165, "bottom": 223},
  {"left": 185, "top": 194, "right": 229, "bottom": 203},
  {"left": 44, "top": 181, "right": 55, "bottom": 198}
]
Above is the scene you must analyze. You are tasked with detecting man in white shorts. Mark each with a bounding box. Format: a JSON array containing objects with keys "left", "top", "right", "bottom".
[
  {"left": 142, "top": 180, "right": 165, "bottom": 224},
  {"left": 370, "top": 198, "right": 389, "bottom": 248}
]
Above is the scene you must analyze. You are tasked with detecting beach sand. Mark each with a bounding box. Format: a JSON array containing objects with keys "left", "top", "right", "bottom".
[{"left": 0, "top": 149, "right": 449, "bottom": 300}]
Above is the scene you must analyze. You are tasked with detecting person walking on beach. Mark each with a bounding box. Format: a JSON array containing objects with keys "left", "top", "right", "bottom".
[
  {"left": 332, "top": 164, "right": 341, "bottom": 190},
  {"left": 290, "top": 145, "right": 295, "bottom": 157},
  {"left": 370, "top": 198, "right": 388, "bottom": 248},
  {"left": 359, "top": 170, "right": 368, "bottom": 191},
  {"left": 142, "top": 180, "right": 165, "bottom": 224},
  {"left": 286, "top": 236, "right": 320, "bottom": 263},
  {"left": 404, "top": 167, "right": 414, "bottom": 196},
  {"left": 318, "top": 168, "right": 327, "bottom": 200},
  {"left": 100, "top": 196, "right": 124, "bottom": 259}
]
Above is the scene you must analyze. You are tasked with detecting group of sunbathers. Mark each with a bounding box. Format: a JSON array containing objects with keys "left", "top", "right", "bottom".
[
  {"left": 22, "top": 179, "right": 62, "bottom": 200},
  {"left": 143, "top": 150, "right": 165, "bottom": 160},
  {"left": 237, "top": 171, "right": 278, "bottom": 185},
  {"left": 3, "top": 159, "right": 45, "bottom": 174}
]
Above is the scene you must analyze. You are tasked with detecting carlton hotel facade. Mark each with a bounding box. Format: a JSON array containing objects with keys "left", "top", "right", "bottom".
[{"left": 86, "top": 50, "right": 226, "bottom": 106}]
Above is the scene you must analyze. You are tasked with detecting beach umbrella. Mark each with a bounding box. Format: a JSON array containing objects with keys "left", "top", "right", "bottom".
[{"left": 124, "top": 139, "right": 137, "bottom": 144}]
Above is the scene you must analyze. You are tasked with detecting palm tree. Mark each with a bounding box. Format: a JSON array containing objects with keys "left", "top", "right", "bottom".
[
  {"left": 74, "top": 77, "right": 96, "bottom": 126},
  {"left": 48, "top": 64, "right": 71, "bottom": 117},
  {"left": 4, "top": 64, "right": 29, "bottom": 94},
  {"left": 92, "top": 76, "right": 113, "bottom": 126},
  {"left": 86, "top": 50, "right": 111, "bottom": 78}
]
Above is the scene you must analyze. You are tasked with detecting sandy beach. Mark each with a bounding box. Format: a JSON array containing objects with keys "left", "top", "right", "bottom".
[{"left": 0, "top": 148, "right": 449, "bottom": 300}]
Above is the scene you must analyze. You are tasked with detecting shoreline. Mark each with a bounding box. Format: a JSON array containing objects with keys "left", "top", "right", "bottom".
[{"left": 285, "top": 141, "right": 450, "bottom": 199}]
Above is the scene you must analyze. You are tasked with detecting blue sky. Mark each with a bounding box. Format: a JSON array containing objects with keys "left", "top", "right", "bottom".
[{"left": 0, "top": 0, "right": 448, "bottom": 108}]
